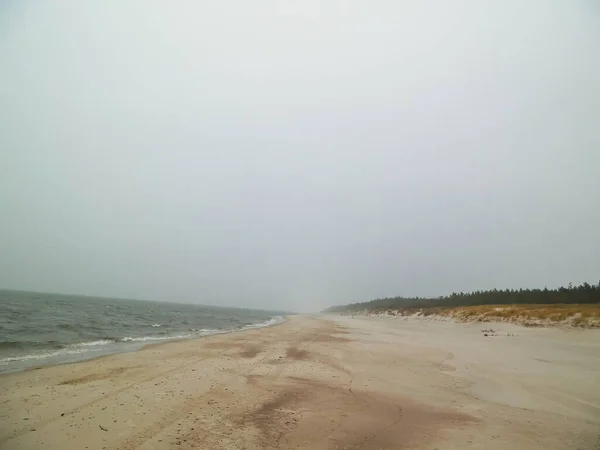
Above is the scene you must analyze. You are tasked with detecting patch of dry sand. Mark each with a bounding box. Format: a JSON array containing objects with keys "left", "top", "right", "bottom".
[{"left": 1, "top": 315, "right": 598, "bottom": 449}]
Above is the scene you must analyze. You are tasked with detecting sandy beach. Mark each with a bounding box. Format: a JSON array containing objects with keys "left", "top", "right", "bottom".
[{"left": 1, "top": 315, "right": 598, "bottom": 449}]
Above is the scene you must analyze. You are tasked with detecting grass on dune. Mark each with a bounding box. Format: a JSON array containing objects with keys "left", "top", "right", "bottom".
[{"left": 369, "top": 304, "right": 600, "bottom": 327}]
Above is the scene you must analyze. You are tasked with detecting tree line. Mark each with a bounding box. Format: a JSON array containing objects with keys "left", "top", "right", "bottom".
[{"left": 323, "top": 281, "right": 600, "bottom": 313}]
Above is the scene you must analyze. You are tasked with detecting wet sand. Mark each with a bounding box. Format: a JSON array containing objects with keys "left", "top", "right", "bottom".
[{"left": 1, "top": 315, "right": 598, "bottom": 449}]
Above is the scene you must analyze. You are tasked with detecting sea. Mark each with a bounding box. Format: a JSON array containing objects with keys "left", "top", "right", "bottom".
[{"left": 0, "top": 290, "right": 285, "bottom": 373}]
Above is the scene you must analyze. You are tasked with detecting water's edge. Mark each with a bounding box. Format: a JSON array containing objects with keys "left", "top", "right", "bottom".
[{"left": 1, "top": 315, "right": 287, "bottom": 375}]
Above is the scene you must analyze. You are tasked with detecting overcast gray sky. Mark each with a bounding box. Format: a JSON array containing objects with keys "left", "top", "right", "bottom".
[{"left": 1, "top": 1, "right": 599, "bottom": 312}]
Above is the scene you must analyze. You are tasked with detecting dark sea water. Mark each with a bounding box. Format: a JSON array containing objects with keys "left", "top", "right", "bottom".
[{"left": 0, "top": 290, "right": 285, "bottom": 373}]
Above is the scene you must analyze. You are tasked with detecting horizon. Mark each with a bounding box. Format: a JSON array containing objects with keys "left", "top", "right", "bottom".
[
  {"left": 0, "top": 288, "right": 293, "bottom": 314},
  {"left": 3, "top": 276, "right": 598, "bottom": 314}
]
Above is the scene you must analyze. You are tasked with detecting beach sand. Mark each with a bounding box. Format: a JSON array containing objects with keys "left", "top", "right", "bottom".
[{"left": 1, "top": 315, "right": 598, "bottom": 449}]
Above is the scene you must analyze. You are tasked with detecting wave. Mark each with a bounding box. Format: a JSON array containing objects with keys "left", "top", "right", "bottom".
[
  {"left": 0, "top": 347, "right": 94, "bottom": 364},
  {"left": 0, "top": 316, "right": 285, "bottom": 368},
  {"left": 0, "top": 341, "right": 29, "bottom": 350},
  {"left": 242, "top": 315, "right": 285, "bottom": 330},
  {"left": 71, "top": 339, "right": 116, "bottom": 347},
  {"left": 119, "top": 327, "right": 229, "bottom": 342},
  {"left": 0, "top": 340, "right": 64, "bottom": 350},
  {"left": 120, "top": 335, "right": 189, "bottom": 343}
]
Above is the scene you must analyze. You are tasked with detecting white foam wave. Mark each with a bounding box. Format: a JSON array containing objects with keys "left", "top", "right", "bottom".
[
  {"left": 0, "top": 339, "right": 121, "bottom": 364},
  {"left": 72, "top": 339, "right": 115, "bottom": 347},
  {"left": 0, "top": 347, "right": 90, "bottom": 364},
  {"left": 0, "top": 316, "right": 285, "bottom": 367},
  {"left": 242, "top": 315, "right": 285, "bottom": 330},
  {"left": 119, "top": 327, "right": 232, "bottom": 342},
  {"left": 190, "top": 328, "right": 221, "bottom": 333},
  {"left": 120, "top": 334, "right": 190, "bottom": 343}
]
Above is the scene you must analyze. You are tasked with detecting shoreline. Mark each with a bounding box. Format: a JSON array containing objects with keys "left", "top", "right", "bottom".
[
  {"left": 15, "top": 316, "right": 286, "bottom": 376},
  {"left": 0, "top": 315, "right": 287, "bottom": 375},
  {"left": 1, "top": 315, "right": 598, "bottom": 449}
]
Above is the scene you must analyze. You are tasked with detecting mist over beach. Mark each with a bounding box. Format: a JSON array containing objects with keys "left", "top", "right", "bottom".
[{"left": 1, "top": 1, "right": 599, "bottom": 449}]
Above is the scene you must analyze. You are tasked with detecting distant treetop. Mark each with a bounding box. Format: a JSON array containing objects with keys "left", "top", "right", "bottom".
[{"left": 323, "top": 281, "right": 600, "bottom": 313}]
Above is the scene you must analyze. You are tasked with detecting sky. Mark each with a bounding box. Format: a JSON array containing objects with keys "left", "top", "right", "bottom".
[{"left": 1, "top": 1, "right": 599, "bottom": 312}]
